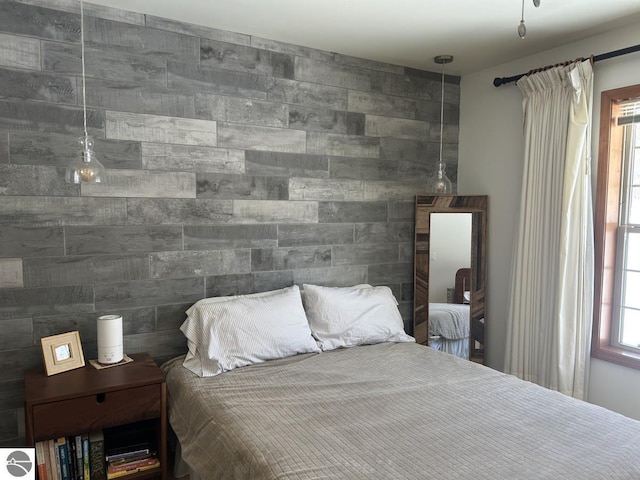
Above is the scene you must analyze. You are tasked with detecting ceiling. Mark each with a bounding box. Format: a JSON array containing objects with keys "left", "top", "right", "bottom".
[{"left": 89, "top": 0, "right": 640, "bottom": 75}]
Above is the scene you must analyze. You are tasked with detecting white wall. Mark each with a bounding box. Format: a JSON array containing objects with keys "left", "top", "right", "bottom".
[
  {"left": 458, "top": 22, "right": 640, "bottom": 419},
  {"left": 429, "top": 213, "right": 472, "bottom": 303}
]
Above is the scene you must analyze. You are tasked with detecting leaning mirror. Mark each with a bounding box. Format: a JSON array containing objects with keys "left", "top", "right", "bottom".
[{"left": 413, "top": 195, "right": 487, "bottom": 363}]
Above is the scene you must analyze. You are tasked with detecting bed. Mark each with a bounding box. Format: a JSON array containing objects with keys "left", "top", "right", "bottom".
[
  {"left": 428, "top": 268, "right": 472, "bottom": 358},
  {"left": 162, "top": 284, "right": 640, "bottom": 479}
]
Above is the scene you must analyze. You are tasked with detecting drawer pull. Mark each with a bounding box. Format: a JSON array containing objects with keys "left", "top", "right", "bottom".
[{"left": 96, "top": 393, "right": 106, "bottom": 404}]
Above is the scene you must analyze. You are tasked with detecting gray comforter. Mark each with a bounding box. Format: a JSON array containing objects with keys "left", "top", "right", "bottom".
[{"left": 162, "top": 342, "right": 640, "bottom": 479}]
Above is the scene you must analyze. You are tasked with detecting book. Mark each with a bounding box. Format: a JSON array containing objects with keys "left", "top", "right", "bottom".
[
  {"left": 35, "top": 441, "right": 48, "bottom": 480},
  {"left": 105, "top": 458, "right": 159, "bottom": 480},
  {"left": 104, "top": 443, "right": 152, "bottom": 463},
  {"left": 89, "top": 431, "right": 106, "bottom": 480},
  {"left": 57, "top": 437, "right": 71, "bottom": 480},
  {"left": 75, "top": 435, "right": 84, "bottom": 480},
  {"left": 67, "top": 436, "right": 77, "bottom": 480},
  {"left": 43, "top": 440, "right": 53, "bottom": 480},
  {"left": 48, "top": 439, "right": 61, "bottom": 480},
  {"left": 106, "top": 456, "right": 159, "bottom": 475},
  {"left": 81, "top": 434, "right": 91, "bottom": 480}
]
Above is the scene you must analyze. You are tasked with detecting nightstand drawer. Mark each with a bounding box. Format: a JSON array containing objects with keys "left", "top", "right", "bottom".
[{"left": 32, "top": 384, "right": 161, "bottom": 440}]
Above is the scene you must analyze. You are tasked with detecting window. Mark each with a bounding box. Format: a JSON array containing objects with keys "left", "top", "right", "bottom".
[{"left": 593, "top": 84, "right": 640, "bottom": 369}]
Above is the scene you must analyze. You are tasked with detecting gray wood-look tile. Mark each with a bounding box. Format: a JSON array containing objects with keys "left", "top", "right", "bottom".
[
  {"left": 0, "top": 99, "right": 104, "bottom": 136},
  {"left": 365, "top": 114, "right": 429, "bottom": 141},
  {"left": 293, "top": 266, "right": 368, "bottom": 287},
  {"left": 204, "top": 273, "right": 254, "bottom": 298},
  {"left": 0, "top": 346, "right": 42, "bottom": 384},
  {"left": 430, "top": 122, "right": 459, "bottom": 143},
  {"left": 168, "top": 61, "right": 267, "bottom": 100},
  {"left": 126, "top": 198, "right": 233, "bottom": 225},
  {"left": 329, "top": 156, "right": 397, "bottom": 181},
  {"left": 1, "top": 319, "right": 32, "bottom": 350},
  {"left": 399, "top": 243, "right": 414, "bottom": 263},
  {"left": 364, "top": 181, "right": 426, "bottom": 201},
  {"left": 0, "top": 132, "right": 7, "bottom": 163},
  {"left": 142, "top": 143, "right": 244, "bottom": 174},
  {"left": 415, "top": 98, "right": 459, "bottom": 124},
  {"left": 33, "top": 306, "right": 156, "bottom": 342},
  {"left": 355, "top": 222, "right": 414, "bottom": 244},
  {"left": 65, "top": 225, "right": 183, "bottom": 255},
  {"left": 277, "top": 224, "right": 353, "bottom": 247},
  {"left": 200, "top": 39, "right": 294, "bottom": 79},
  {"left": 370, "top": 70, "right": 439, "bottom": 100},
  {"left": 367, "top": 262, "right": 414, "bottom": 284},
  {"left": 233, "top": 200, "right": 318, "bottom": 224},
  {"left": 196, "top": 173, "right": 287, "bottom": 200},
  {"left": 10, "top": 132, "right": 141, "bottom": 170},
  {"left": 0, "top": 196, "right": 127, "bottom": 226},
  {"left": 0, "top": 32, "right": 40, "bottom": 70},
  {"left": 0, "top": 284, "right": 94, "bottom": 320},
  {"left": 0, "top": 165, "right": 78, "bottom": 196},
  {"left": 0, "top": 68, "right": 76, "bottom": 105},
  {"left": 332, "top": 244, "right": 399, "bottom": 266},
  {"left": 151, "top": 249, "right": 251, "bottom": 279},
  {"left": 0, "top": 407, "right": 18, "bottom": 442},
  {"left": 156, "top": 302, "right": 192, "bottom": 331},
  {"left": 43, "top": 42, "right": 167, "bottom": 87},
  {"left": 289, "top": 177, "right": 364, "bottom": 201},
  {"left": 334, "top": 53, "right": 404, "bottom": 76},
  {"left": 318, "top": 201, "right": 388, "bottom": 223},
  {"left": 86, "top": 78, "right": 195, "bottom": 118},
  {"left": 295, "top": 57, "right": 371, "bottom": 91},
  {"left": 251, "top": 246, "right": 331, "bottom": 271},
  {"left": 347, "top": 112, "right": 365, "bottom": 136},
  {"left": 123, "top": 330, "right": 188, "bottom": 360},
  {"left": 23, "top": 254, "right": 149, "bottom": 287},
  {"left": 195, "top": 93, "right": 289, "bottom": 128},
  {"left": 0, "top": 377, "right": 24, "bottom": 410},
  {"left": 347, "top": 90, "right": 416, "bottom": 119},
  {"left": 245, "top": 150, "right": 328, "bottom": 178},
  {"left": 146, "top": 15, "right": 250, "bottom": 45},
  {"left": 0, "top": 259, "right": 23, "bottom": 288},
  {"left": 288, "top": 105, "right": 347, "bottom": 133},
  {"left": 267, "top": 77, "right": 347, "bottom": 110},
  {"left": 85, "top": 17, "right": 198, "bottom": 60},
  {"left": 252, "top": 271, "right": 294, "bottom": 293},
  {"left": 307, "top": 132, "right": 379, "bottom": 159},
  {"left": 218, "top": 122, "right": 306, "bottom": 153},
  {"left": 81, "top": 169, "right": 196, "bottom": 199},
  {"left": 0, "top": 2, "right": 79, "bottom": 42},
  {"left": 95, "top": 277, "right": 204, "bottom": 310},
  {"left": 106, "top": 111, "right": 216, "bottom": 146},
  {"left": 388, "top": 201, "right": 415, "bottom": 222},
  {"left": 0, "top": 226, "right": 64, "bottom": 258},
  {"left": 184, "top": 225, "right": 278, "bottom": 250},
  {"left": 15, "top": 0, "right": 146, "bottom": 25},
  {"left": 251, "top": 36, "right": 333, "bottom": 62}
]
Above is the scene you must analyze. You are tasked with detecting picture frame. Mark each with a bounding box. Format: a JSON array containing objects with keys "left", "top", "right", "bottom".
[{"left": 41, "top": 331, "right": 85, "bottom": 376}]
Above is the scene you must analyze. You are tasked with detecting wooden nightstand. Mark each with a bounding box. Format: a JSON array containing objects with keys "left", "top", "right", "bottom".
[{"left": 24, "top": 352, "right": 167, "bottom": 480}]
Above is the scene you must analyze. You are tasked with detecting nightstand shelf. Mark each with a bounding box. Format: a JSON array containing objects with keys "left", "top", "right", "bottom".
[{"left": 25, "top": 352, "right": 167, "bottom": 480}]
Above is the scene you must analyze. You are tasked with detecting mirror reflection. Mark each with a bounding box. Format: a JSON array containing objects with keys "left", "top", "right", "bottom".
[{"left": 413, "top": 195, "right": 487, "bottom": 364}]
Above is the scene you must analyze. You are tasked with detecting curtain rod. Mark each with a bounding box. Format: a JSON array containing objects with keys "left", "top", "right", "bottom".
[{"left": 492, "top": 43, "right": 640, "bottom": 87}]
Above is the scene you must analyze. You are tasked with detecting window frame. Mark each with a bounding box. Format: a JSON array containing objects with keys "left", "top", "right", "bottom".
[{"left": 592, "top": 84, "right": 640, "bottom": 369}]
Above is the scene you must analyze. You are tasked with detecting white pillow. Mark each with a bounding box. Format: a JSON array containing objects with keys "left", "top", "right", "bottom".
[
  {"left": 302, "top": 284, "right": 415, "bottom": 351},
  {"left": 181, "top": 285, "right": 320, "bottom": 377}
]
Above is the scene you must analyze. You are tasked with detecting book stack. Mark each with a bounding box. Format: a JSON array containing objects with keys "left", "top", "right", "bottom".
[
  {"left": 105, "top": 443, "right": 159, "bottom": 480},
  {"left": 34, "top": 431, "right": 102, "bottom": 480}
]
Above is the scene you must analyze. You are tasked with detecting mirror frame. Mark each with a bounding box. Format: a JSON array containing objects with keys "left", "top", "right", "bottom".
[{"left": 413, "top": 195, "right": 488, "bottom": 362}]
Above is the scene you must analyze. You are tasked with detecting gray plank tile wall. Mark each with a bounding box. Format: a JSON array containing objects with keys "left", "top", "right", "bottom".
[{"left": 0, "top": 0, "right": 460, "bottom": 444}]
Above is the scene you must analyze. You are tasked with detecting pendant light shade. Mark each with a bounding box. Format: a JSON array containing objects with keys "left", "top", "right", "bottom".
[
  {"left": 65, "top": 0, "right": 105, "bottom": 184},
  {"left": 429, "top": 55, "right": 453, "bottom": 194}
]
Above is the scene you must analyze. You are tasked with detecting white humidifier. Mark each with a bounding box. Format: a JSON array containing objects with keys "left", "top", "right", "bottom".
[{"left": 97, "top": 315, "right": 123, "bottom": 364}]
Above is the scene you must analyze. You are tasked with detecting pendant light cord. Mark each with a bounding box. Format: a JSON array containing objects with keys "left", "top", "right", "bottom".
[
  {"left": 439, "top": 62, "right": 445, "bottom": 169},
  {"left": 80, "top": 0, "right": 88, "bottom": 139}
]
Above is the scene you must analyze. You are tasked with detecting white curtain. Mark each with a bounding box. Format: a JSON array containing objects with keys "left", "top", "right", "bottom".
[{"left": 505, "top": 60, "right": 594, "bottom": 399}]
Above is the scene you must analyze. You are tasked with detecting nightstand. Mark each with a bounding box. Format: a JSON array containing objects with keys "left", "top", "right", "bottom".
[{"left": 24, "top": 352, "right": 167, "bottom": 480}]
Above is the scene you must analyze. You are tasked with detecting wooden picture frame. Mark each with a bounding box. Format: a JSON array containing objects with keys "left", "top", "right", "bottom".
[{"left": 41, "top": 331, "right": 85, "bottom": 376}]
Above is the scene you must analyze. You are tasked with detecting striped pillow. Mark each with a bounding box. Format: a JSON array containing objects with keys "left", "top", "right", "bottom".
[
  {"left": 181, "top": 285, "right": 320, "bottom": 377},
  {"left": 302, "top": 284, "right": 415, "bottom": 351}
]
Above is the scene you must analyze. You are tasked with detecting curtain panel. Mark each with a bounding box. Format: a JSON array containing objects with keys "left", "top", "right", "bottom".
[{"left": 505, "top": 60, "right": 594, "bottom": 399}]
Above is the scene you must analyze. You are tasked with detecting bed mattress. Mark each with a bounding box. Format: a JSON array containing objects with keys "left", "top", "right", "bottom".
[{"left": 163, "top": 342, "right": 640, "bottom": 479}]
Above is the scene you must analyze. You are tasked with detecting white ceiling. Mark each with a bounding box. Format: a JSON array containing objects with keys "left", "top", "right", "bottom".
[{"left": 89, "top": 0, "right": 640, "bottom": 75}]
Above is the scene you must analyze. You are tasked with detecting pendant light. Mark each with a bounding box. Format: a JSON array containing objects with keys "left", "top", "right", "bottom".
[
  {"left": 429, "top": 55, "right": 453, "bottom": 194},
  {"left": 65, "top": 0, "right": 106, "bottom": 184},
  {"left": 518, "top": 0, "right": 541, "bottom": 39}
]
